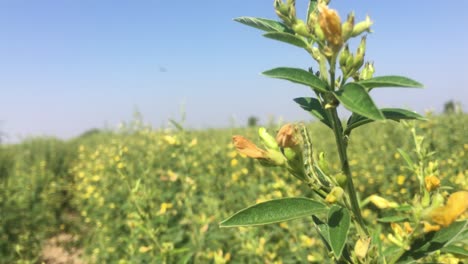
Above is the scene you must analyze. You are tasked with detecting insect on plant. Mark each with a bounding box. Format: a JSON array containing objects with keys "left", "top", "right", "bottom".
[{"left": 221, "top": 0, "right": 468, "bottom": 263}]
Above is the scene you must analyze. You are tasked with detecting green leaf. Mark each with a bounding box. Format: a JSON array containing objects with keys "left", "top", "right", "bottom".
[
  {"left": 312, "top": 215, "right": 332, "bottom": 251},
  {"left": 440, "top": 245, "right": 468, "bottom": 258},
  {"left": 396, "top": 220, "right": 468, "bottom": 263},
  {"left": 328, "top": 205, "right": 351, "bottom": 259},
  {"left": 377, "top": 215, "right": 408, "bottom": 223},
  {"left": 234, "top": 17, "right": 293, "bottom": 33},
  {"left": 345, "top": 108, "right": 425, "bottom": 134},
  {"left": 220, "top": 197, "right": 327, "bottom": 227},
  {"left": 263, "top": 32, "right": 308, "bottom": 48},
  {"left": 397, "top": 148, "right": 415, "bottom": 170},
  {"left": 359, "top": 76, "right": 423, "bottom": 89},
  {"left": 293, "top": 97, "right": 332, "bottom": 129},
  {"left": 262, "top": 67, "right": 328, "bottom": 93},
  {"left": 334, "top": 82, "right": 384, "bottom": 121}
]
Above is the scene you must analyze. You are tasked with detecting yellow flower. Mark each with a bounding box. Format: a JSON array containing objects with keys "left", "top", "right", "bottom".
[
  {"left": 431, "top": 191, "right": 468, "bottom": 227},
  {"left": 422, "top": 221, "right": 441, "bottom": 233},
  {"left": 159, "top": 202, "right": 173, "bottom": 215},
  {"left": 139, "top": 246, "right": 152, "bottom": 253},
  {"left": 424, "top": 175, "right": 440, "bottom": 192},
  {"left": 368, "top": 194, "right": 398, "bottom": 209},
  {"left": 318, "top": 4, "right": 343, "bottom": 50}
]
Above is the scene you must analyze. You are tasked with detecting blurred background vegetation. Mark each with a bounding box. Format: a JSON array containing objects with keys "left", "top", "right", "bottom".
[{"left": 0, "top": 111, "right": 466, "bottom": 263}]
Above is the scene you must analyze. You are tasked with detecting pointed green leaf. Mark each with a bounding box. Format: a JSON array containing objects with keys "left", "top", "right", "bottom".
[
  {"left": 328, "top": 205, "right": 351, "bottom": 258},
  {"left": 359, "top": 76, "right": 423, "bottom": 89},
  {"left": 334, "top": 82, "right": 384, "bottom": 121},
  {"left": 293, "top": 97, "right": 332, "bottom": 129},
  {"left": 263, "top": 32, "right": 308, "bottom": 48},
  {"left": 312, "top": 215, "right": 331, "bottom": 250},
  {"left": 263, "top": 67, "right": 328, "bottom": 93},
  {"left": 440, "top": 245, "right": 468, "bottom": 258},
  {"left": 234, "top": 17, "right": 293, "bottom": 33},
  {"left": 220, "top": 197, "right": 327, "bottom": 227},
  {"left": 345, "top": 108, "right": 425, "bottom": 134},
  {"left": 396, "top": 220, "right": 468, "bottom": 262},
  {"left": 397, "top": 148, "right": 415, "bottom": 169}
]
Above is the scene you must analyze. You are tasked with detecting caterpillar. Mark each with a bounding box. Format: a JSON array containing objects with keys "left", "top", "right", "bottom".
[{"left": 299, "top": 123, "right": 331, "bottom": 190}]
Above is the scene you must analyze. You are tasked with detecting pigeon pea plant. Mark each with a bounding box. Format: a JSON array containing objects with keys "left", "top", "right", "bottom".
[{"left": 220, "top": 0, "right": 468, "bottom": 263}]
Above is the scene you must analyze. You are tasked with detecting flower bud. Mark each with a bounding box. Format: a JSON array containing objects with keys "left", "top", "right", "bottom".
[
  {"left": 353, "top": 37, "right": 366, "bottom": 70},
  {"left": 276, "top": 123, "right": 299, "bottom": 148},
  {"left": 318, "top": 4, "right": 343, "bottom": 51},
  {"left": 424, "top": 175, "right": 441, "bottom": 192},
  {"left": 274, "top": 0, "right": 291, "bottom": 23},
  {"left": 313, "top": 21, "right": 326, "bottom": 42},
  {"left": 292, "top": 20, "right": 311, "bottom": 38},
  {"left": 335, "top": 172, "right": 347, "bottom": 187},
  {"left": 232, "top": 135, "right": 285, "bottom": 166},
  {"left": 307, "top": 11, "right": 318, "bottom": 31},
  {"left": 258, "top": 127, "right": 279, "bottom": 150},
  {"left": 325, "top": 187, "right": 344, "bottom": 203},
  {"left": 354, "top": 237, "right": 371, "bottom": 260},
  {"left": 341, "top": 12, "right": 355, "bottom": 42},
  {"left": 287, "top": 0, "right": 296, "bottom": 19},
  {"left": 351, "top": 15, "right": 373, "bottom": 38},
  {"left": 369, "top": 194, "right": 398, "bottom": 209},
  {"left": 359, "top": 62, "right": 375, "bottom": 80},
  {"left": 339, "top": 45, "right": 350, "bottom": 69}
]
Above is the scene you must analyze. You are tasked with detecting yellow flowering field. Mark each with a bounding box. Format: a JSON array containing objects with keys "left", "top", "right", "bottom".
[{"left": 0, "top": 113, "right": 467, "bottom": 263}]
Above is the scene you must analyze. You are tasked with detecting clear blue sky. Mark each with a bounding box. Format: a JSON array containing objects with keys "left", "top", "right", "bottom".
[{"left": 1, "top": 1, "right": 467, "bottom": 142}]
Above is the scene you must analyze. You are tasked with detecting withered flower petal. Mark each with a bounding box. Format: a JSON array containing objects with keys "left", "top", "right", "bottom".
[
  {"left": 232, "top": 135, "right": 268, "bottom": 159},
  {"left": 276, "top": 123, "right": 298, "bottom": 148},
  {"left": 318, "top": 4, "right": 343, "bottom": 50}
]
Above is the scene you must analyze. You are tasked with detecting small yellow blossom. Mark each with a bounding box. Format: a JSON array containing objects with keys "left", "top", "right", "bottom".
[
  {"left": 397, "top": 175, "right": 406, "bottom": 185},
  {"left": 159, "top": 202, "right": 173, "bottom": 215},
  {"left": 230, "top": 159, "right": 238, "bottom": 167},
  {"left": 139, "top": 246, "right": 152, "bottom": 253},
  {"left": 422, "top": 221, "right": 441, "bottom": 233},
  {"left": 424, "top": 175, "right": 440, "bottom": 192},
  {"left": 369, "top": 194, "right": 398, "bottom": 209}
]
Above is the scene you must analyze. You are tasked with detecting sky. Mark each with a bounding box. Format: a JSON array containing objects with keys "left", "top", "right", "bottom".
[{"left": 1, "top": 1, "right": 467, "bottom": 142}]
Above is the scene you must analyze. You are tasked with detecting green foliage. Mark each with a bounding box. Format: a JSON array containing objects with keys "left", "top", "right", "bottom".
[
  {"left": 262, "top": 67, "right": 328, "bottom": 93},
  {"left": 327, "top": 205, "right": 350, "bottom": 259},
  {"left": 0, "top": 115, "right": 467, "bottom": 262},
  {"left": 220, "top": 198, "right": 327, "bottom": 227}
]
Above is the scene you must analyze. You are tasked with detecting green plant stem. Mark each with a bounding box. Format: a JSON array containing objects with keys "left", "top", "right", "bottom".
[{"left": 326, "top": 55, "right": 368, "bottom": 237}]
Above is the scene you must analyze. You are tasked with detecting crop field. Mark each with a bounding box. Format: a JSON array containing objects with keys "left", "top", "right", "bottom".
[{"left": 0, "top": 113, "right": 467, "bottom": 263}]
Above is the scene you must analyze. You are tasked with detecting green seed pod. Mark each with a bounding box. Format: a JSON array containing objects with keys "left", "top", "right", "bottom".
[
  {"left": 339, "top": 44, "right": 350, "bottom": 69},
  {"left": 335, "top": 172, "right": 347, "bottom": 187},
  {"left": 314, "top": 22, "right": 326, "bottom": 42},
  {"left": 359, "top": 62, "right": 374, "bottom": 80},
  {"left": 258, "top": 127, "right": 279, "bottom": 150},
  {"left": 351, "top": 15, "right": 373, "bottom": 37},
  {"left": 292, "top": 20, "right": 311, "bottom": 37},
  {"left": 287, "top": 0, "right": 296, "bottom": 19},
  {"left": 341, "top": 12, "right": 355, "bottom": 42}
]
